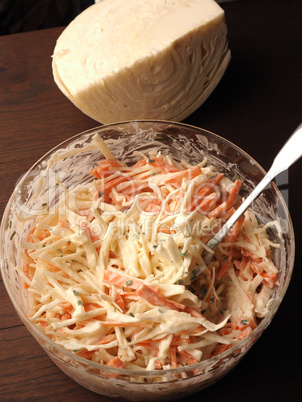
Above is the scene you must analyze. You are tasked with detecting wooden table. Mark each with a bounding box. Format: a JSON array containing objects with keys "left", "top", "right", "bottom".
[{"left": 0, "top": 0, "right": 301, "bottom": 400}]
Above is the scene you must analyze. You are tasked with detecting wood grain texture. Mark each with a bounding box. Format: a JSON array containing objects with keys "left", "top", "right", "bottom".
[
  {"left": 0, "top": 27, "right": 97, "bottom": 218},
  {"left": 0, "top": 1, "right": 301, "bottom": 400}
]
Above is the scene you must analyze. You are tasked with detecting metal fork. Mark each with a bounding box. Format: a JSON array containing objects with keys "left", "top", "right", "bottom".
[{"left": 203, "top": 123, "right": 302, "bottom": 265}]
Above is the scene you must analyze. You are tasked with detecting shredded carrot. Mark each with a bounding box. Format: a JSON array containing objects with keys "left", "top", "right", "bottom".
[
  {"left": 132, "top": 158, "right": 147, "bottom": 168},
  {"left": 103, "top": 270, "right": 151, "bottom": 291},
  {"left": 137, "top": 284, "right": 186, "bottom": 311},
  {"left": 225, "top": 214, "right": 245, "bottom": 242},
  {"left": 106, "top": 356, "right": 125, "bottom": 368},
  {"left": 208, "top": 201, "right": 227, "bottom": 219},
  {"left": 178, "top": 350, "right": 199, "bottom": 365},
  {"left": 241, "top": 248, "right": 262, "bottom": 264},
  {"left": 84, "top": 303, "right": 102, "bottom": 312},
  {"left": 58, "top": 220, "right": 70, "bottom": 229},
  {"left": 226, "top": 180, "right": 242, "bottom": 208},
  {"left": 261, "top": 271, "right": 277, "bottom": 288},
  {"left": 77, "top": 350, "right": 95, "bottom": 360},
  {"left": 90, "top": 159, "right": 124, "bottom": 179},
  {"left": 97, "top": 175, "right": 130, "bottom": 197},
  {"left": 115, "top": 294, "right": 125, "bottom": 310},
  {"left": 184, "top": 307, "right": 206, "bottom": 319},
  {"left": 22, "top": 262, "right": 31, "bottom": 288},
  {"left": 217, "top": 248, "right": 234, "bottom": 280},
  {"left": 148, "top": 157, "right": 179, "bottom": 173},
  {"left": 196, "top": 172, "right": 224, "bottom": 198},
  {"left": 165, "top": 166, "right": 202, "bottom": 186},
  {"left": 170, "top": 346, "right": 178, "bottom": 368},
  {"left": 192, "top": 192, "right": 219, "bottom": 214},
  {"left": 212, "top": 344, "right": 232, "bottom": 356},
  {"left": 97, "top": 334, "right": 116, "bottom": 345},
  {"left": 208, "top": 180, "right": 242, "bottom": 218}
]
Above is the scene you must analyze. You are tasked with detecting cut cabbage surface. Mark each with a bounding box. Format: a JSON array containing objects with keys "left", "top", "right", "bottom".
[{"left": 52, "top": 0, "right": 230, "bottom": 123}]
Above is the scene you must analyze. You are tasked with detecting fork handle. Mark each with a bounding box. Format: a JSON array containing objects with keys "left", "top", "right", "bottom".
[{"left": 204, "top": 123, "right": 302, "bottom": 263}]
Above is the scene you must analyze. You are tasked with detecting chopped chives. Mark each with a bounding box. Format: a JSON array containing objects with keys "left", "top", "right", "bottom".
[
  {"left": 10, "top": 231, "right": 16, "bottom": 240},
  {"left": 125, "top": 280, "right": 133, "bottom": 286},
  {"left": 200, "top": 283, "right": 207, "bottom": 296},
  {"left": 192, "top": 266, "right": 202, "bottom": 276}
]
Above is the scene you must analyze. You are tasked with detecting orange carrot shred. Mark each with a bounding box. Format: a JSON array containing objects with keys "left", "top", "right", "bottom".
[{"left": 137, "top": 284, "right": 186, "bottom": 311}]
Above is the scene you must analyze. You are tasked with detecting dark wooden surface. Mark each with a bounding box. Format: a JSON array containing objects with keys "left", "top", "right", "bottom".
[{"left": 0, "top": 1, "right": 301, "bottom": 400}]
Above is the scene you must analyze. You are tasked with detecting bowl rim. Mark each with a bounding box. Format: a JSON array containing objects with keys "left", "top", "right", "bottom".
[{"left": 0, "top": 119, "right": 295, "bottom": 377}]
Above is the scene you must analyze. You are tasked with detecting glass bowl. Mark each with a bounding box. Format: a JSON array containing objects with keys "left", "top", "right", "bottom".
[{"left": 0, "top": 121, "right": 294, "bottom": 401}]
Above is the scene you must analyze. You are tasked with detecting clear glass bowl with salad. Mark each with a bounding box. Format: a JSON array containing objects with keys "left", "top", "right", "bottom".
[{"left": 0, "top": 121, "right": 294, "bottom": 401}]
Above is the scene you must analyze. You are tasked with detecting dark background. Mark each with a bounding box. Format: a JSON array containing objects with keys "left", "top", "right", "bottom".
[
  {"left": 0, "top": 0, "right": 93, "bottom": 35},
  {"left": 0, "top": 0, "right": 301, "bottom": 401}
]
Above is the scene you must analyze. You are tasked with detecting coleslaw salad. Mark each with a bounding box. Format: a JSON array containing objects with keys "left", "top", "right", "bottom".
[{"left": 17, "top": 133, "right": 280, "bottom": 371}]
